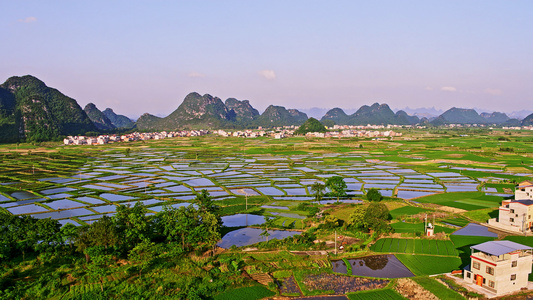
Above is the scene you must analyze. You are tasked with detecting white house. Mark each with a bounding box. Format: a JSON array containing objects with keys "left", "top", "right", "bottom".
[{"left": 463, "top": 240, "right": 532, "bottom": 296}]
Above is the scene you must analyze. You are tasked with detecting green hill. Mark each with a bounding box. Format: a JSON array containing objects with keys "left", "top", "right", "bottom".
[
  {"left": 294, "top": 117, "right": 327, "bottom": 134},
  {"left": 0, "top": 75, "right": 96, "bottom": 142},
  {"left": 254, "top": 105, "right": 308, "bottom": 127},
  {"left": 321, "top": 104, "right": 419, "bottom": 125},
  {"left": 136, "top": 92, "right": 235, "bottom": 130},
  {"left": 432, "top": 107, "right": 487, "bottom": 125},
  {"left": 522, "top": 113, "right": 533, "bottom": 126},
  {"left": 103, "top": 108, "right": 135, "bottom": 129},
  {"left": 84, "top": 103, "right": 115, "bottom": 131}
]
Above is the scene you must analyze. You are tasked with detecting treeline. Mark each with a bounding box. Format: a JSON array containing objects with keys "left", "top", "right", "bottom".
[{"left": 1, "top": 190, "right": 222, "bottom": 295}]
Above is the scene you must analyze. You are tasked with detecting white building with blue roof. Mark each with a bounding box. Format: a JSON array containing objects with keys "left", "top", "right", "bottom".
[{"left": 463, "top": 240, "right": 532, "bottom": 296}]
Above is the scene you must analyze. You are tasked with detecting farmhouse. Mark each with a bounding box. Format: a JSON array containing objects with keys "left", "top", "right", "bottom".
[
  {"left": 516, "top": 181, "right": 533, "bottom": 200},
  {"left": 463, "top": 240, "right": 532, "bottom": 296},
  {"left": 488, "top": 180, "right": 533, "bottom": 233}
]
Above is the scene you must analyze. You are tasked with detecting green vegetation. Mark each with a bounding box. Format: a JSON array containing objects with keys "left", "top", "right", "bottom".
[
  {"left": 0, "top": 129, "right": 531, "bottom": 299},
  {"left": 371, "top": 238, "right": 458, "bottom": 256},
  {"left": 294, "top": 117, "right": 327, "bottom": 134},
  {"left": 389, "top": 206, "right": 428, "bottom": 218},
  {"left": 396, "top": 255, "right": 462, "bottom": 275},
  {"left": 213, "top": 285, "right": 276, "bottom": 300},
  {"left": 412, "top": 277, "right": 466, "bottom": 299},
  {"left": 366, "top": 188, "right": 383, "bottom": 201},
  {"left": 347, "top": 288, "right": 405, "bottom": 300}
]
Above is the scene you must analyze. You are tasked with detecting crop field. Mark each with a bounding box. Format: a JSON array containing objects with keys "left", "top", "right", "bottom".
[
  {"left": 213, "top": 285, "right": 276, "bottom": 300},
  {"left": 395, "top": 255, "right": 462, "bottom": 276},
  {"left": 347, "top": 288, "right": 405, "bottom": 300},
  {"left": 391, "top": 222, "right": 455, "bottom": 234},
  {"left": 371, "top": 238, "right": 458, "bottom": 256},
  {"left": 389, "top": 206, "right": 429, "bottom": 218},
  {"left": 0, "top": 130, "right": 532, "bottom": 299},
  {"left": 413, "top": 192, "right": 504, "bottom": 211},
  {"left": 412, "top": 277, "right": 466, "bottom": 299}
]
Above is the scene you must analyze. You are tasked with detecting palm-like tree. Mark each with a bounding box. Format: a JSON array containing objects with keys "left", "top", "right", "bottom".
[{"left": 311, "top": 182, "right": 326, "bottom": 204}]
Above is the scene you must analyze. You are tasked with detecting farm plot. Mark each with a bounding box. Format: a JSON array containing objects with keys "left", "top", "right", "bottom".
[
  {"left": 413, "top": 192, "right": 503, "bottom": 211},
  {"left": 391, "top": 222, "right": 455, "bottom": 234},
  {"left": 347, "top": 288, "right": 404, "bottom": 300},
  {"left": 371, "top": 238, "right": 457, "bottom": 256},
  {"left": 395, "top": 255, "right": 462, "bottom": 276},
  {"left": 389, "top": 206, "right": 429, "bottom": 218}
]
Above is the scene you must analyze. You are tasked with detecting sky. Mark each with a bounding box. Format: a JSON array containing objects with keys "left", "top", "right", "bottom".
[{"left": 1, "top": 1, "right": 532, "bottom": 118}]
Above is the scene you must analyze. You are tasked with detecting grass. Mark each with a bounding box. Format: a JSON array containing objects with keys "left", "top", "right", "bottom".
[
  {"left": 389, "top": 206, "right": 429, "bottom": 218},
  {"left": 395, "top": 255, "right": 462, "bottom": 276},
  {"left": 371, "top": 238, "right": 457, "bottom": 256},
  {"left": 213, "top": 285, "right": 276, "bottom": 300},
  {"left": 347, "top": 288, "right": 405, "bottom": 300},
  {"left": 391, "top": 222, "right": 455, "bottom": 234},
  {"left": 414, "top": 192, "right": 503, "bottom": 211},
  {"left": 463, "top": 207, "right": 499, "bottom": 223},
  {"left": 412, "top": 277, "right": 466, "bottom": 299}
]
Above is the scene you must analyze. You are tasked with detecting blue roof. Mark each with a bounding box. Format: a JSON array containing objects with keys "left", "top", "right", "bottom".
[{"left": 471, "top": 240, "right": 532, "bottom": 256}]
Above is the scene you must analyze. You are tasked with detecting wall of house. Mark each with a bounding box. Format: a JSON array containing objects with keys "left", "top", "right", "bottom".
[{"left": 516, "top": 186, "right": 533, "bottom": 200}]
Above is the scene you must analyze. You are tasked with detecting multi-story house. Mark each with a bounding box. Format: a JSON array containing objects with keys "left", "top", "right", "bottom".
[
  {"left": 488, "top": 180, "right": 533, "bottom": 233},
  {"left": 464, "top": 240, "right": 532, "bottom": 296}
]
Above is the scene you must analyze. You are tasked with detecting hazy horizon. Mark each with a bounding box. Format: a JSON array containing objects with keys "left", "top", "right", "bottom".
[{"left": 2, "top": 1, "right": 532, "bottom": 118}]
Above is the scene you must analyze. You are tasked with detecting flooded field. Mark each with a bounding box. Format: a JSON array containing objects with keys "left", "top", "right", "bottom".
[{"left": 332, "top": 255, "right": 414, "bottom": 278}]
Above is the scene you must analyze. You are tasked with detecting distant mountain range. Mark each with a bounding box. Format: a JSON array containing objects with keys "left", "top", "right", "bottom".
[{"left": 0, "top": 75, "right": 531, "bottom": 143}]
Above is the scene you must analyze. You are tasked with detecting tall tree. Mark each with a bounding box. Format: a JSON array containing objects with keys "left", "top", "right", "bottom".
[
  {"left": 366, "top": 188, "right": 383, "bottom": 201},
  {"left": 325, "top": 176, "right": 347, "bottom": 201},
  {"left": 311, "top": 182, "right": 326, "bottom": 204},
  {"left": 260, "top": 217, "right": 274, "bottom": 242}
]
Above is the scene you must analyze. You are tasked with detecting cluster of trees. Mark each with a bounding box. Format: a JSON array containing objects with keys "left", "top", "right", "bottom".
[
  {"left": 348, "top": 202, "right": 391, "bottom": 233},
  {"left": 1, "top": 191, "right": 221, "bottom": 281}
]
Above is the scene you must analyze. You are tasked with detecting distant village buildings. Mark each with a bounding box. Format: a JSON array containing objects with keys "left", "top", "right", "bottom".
[{"left": 63, "top": 130, "right": 208, "bottom": 145}]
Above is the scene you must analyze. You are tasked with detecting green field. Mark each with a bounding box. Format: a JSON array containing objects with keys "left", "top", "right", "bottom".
[
  {"left": 213, "top": 285, "right": 276, "bottom": 300},
  {"left": 391, "top": 222, "right": 455, "bottom": 234},
  {"left": 396, "top": 255, "right": 462, "bottom": 276},
  {"left": 414, "top": 192, "right": 504, "bottom": 211},
  {"left": 347, "top": 288, "right": 405, "bottom": 300},
  {"left": 412, "top": 277, "right": 466, "bottom": 299},
  {"left": 371, "top": 238, "right": 458, "bottom": 256},
  {"left": 389, "top": 206, "right": 429, "bottom": 218}
]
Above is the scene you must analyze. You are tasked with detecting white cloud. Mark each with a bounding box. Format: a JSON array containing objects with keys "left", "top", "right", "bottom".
[
  {"left": 18, "top": 16, "right": 37, "bottom": 23},
  {"left": 259, "top": 69, "right": 276, "bottom": 80},
  {"left": 485, "top": 88, "right": 502, "bottom": 95},
  {"left": 187, "top": 71, "right": 205, "bottom": 78},
  {"left": 441, "top": 86, "right": 457, "bottom": 92}
]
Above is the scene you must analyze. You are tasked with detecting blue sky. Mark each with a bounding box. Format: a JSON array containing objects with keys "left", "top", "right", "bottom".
[{"left": 1, "top": 1, "right": 532, "bottom": 118}]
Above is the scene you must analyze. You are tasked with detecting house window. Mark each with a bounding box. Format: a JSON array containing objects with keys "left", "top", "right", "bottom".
[
  {"left": 511, "top": 209, "right": 515, "bottom": 213},
  {"left": 467, "top": 272, "right": 471, "bottom": 278},
  {"left": 510, "top": 218, "right": 515, "bottom": 222},
  {"left": 486, "top": 266, "right": 494, "bottom": 275},
  {"left": 511, "top": 274, "right": 516, "bottom": 281},
  {"left": 489, "top": 281, "right": 495, "bottom": 288},
  {"left": 473, "top": 261, "right": 480, "bottom": 270},
  {"left": 512, "top": 261, "right": 517, "bottom": 267},
  {"left": 529, "top": 215, "right": 531, "bottom": 220}
]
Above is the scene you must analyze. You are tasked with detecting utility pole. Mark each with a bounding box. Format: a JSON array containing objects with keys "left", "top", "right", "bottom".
[{"left": 335, "top": 230, "right": 337, "bottom": 255}]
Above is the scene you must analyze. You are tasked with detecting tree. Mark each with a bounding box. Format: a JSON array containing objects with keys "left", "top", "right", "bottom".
[
  {"left": 366, "top": 188, "right": 383, "bottom": 201},
  {"left": 323, "top": 215, "right": 339, "bottom": 229},
  {"left": 75, "top": 216, "right": 118, "bottom": 263},
  {"left": 114, "top": 202, "right": 151, "bottom": 253},
  {"left": 364, "top": 203, "right": 391, "bottom": 233},
  {"left": 348, "top": 205, "right": 366, "bottom": 230},
  {"left": 260, "top": 217, "right": 274, "bottom": 242},
  {"left": 86, "top": 246, "right": 112, "bottom": 292},
  {"left": 325, "top": 176, "right": 347, "bottom": 201},
  {"left": 310, "top": 182, "right": 326, "bottom": 204},
  {"left": 128, "top": 240, "right": 157, "bottom": 278}
]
